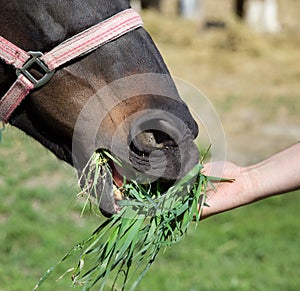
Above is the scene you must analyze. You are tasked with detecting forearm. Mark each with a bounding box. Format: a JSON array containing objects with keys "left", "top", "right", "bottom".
[{"left": 246, "top": 143, "right": 300, "bottom": 201}]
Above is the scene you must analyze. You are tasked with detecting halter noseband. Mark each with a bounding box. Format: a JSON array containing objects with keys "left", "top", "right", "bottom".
[{"left": 0, "top": 8, "right": 143, "bottom": 123}]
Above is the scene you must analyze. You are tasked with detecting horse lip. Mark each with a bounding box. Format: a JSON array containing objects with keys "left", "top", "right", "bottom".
[
  {"left": 97, "top": 163, "right": 124, "bottom": 217},
  {"left": 78, "top": 161, "right": 119, "bottom": 217}
]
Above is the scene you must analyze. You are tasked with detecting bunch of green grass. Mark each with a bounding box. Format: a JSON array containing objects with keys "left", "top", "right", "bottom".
[{"left": 35, "top": 151, "right": 215, "bottom": 291}]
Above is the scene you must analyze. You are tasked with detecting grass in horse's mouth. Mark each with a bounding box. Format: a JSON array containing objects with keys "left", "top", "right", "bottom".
[
  {"left": 35, "top": 150, "right": 216, "bottom": 290},
  {"left": 77, "top": 150, "right": 175, "bottom": 216},
  {"left": 77, "top": 150, "right": 125, "bottom": 215}
]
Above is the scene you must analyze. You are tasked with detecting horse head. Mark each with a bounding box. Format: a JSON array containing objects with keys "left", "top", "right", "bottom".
[{"left": 0, "top": 0, "right": 199, "bottom": 215}]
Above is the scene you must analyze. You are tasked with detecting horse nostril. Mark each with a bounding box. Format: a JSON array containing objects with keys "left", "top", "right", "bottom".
[
  {"left": 130, "top": 129, "right": 176, "bottom": 154},
  {"left": 128, "top": 114, "right": 200, "bottom": 181},
  {"left": 129, "top": 113, "right": 186, "bottom": 155}
]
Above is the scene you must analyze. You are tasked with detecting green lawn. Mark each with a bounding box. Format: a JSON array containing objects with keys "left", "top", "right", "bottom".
[{"left": 0, "top": 128, "right": 299, "bottom": 291}]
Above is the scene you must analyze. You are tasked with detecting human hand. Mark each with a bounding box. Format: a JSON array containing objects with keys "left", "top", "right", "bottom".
[
  {"left": 200, "top": 143, "right": 300, "bottom": 219},
  {"left": 200, "top": 161, "right": 254, "bottom": 219}
]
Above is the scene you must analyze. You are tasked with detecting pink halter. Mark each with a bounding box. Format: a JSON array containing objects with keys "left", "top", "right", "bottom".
[{"left": 0, "top": 8, "right": 143, "bottom": 123}]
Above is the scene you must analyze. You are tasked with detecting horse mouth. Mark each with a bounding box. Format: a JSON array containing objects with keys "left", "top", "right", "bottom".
[
  {"left": 79, "top": 115, "right": 200, "bottom": 217},
  {"left": 78, "top": 153, "right": 124, "bottom": 217},
  {"left": 79, "top": 152, "right": 168, "bottom": 217},
  {"left": 79, "top": 141, "right": 199, "bottom": 217}
]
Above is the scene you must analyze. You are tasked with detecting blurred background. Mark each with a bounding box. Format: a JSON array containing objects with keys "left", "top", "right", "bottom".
[
  {"left": 133, "top": 0, "right": 299, "bottom": 165},
  {"left": 0, "top": 0, "right": 299, "bottom": 290}
]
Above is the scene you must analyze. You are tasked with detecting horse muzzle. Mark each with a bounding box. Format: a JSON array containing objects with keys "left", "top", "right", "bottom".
[{"left": 127, "top": 112, "right": 200, "bottom": 182}]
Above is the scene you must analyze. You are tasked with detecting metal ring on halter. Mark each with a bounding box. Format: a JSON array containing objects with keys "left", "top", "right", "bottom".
[{"left": 16, "top": 51, "right": 55, "bottom": 89}]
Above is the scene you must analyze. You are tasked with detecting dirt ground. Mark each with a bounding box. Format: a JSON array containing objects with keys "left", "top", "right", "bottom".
[{"left": 141, "top": 0, "right": 300, "bottom": 165}]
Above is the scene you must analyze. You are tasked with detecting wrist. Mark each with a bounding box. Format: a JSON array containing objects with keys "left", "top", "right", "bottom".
[{"left": 241, "top": 165, "right": 265, "bottom": 203}]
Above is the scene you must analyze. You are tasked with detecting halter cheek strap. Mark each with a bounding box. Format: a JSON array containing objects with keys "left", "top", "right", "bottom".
[{"left": 0, "top": 8, "right": 143, "bottom": 123}]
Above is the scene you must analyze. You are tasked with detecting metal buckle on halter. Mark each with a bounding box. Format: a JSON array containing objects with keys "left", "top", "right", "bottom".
[{"left": 16, "top": 51, "right": 55, "bottom": 89}]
